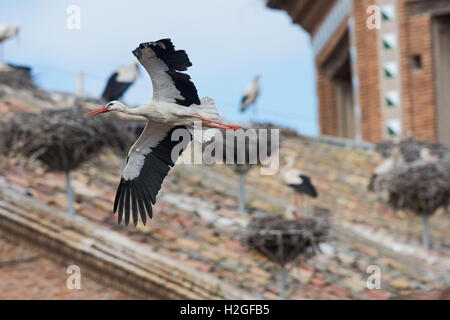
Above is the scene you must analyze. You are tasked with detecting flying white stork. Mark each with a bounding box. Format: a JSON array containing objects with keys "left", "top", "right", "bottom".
[
  {"left": 85, "top": 39, "right": 240, "bottom": 226},
  {"left": 102, "top": 62, "right": 139, "bottom": 102},
  {"left": 240, "top": 75, "right": 260, "bottom": 113},
  {"left": 281, "top": 155, "right": 318, "bottom": 218},
  {"left": 0, "top": 24, "right": 19, "bottom": 63}
]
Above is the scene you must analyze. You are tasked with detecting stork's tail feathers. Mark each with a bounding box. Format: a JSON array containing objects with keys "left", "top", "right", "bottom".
[
  {"left": 197, "top": 97, "right": 221, "bottom": 120},
  {"left": 189, "top": 97, "right": 240, "bottom": 142}
]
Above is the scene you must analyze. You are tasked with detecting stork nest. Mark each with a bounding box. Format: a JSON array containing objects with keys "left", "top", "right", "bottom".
[
  {"left": 374, "top": 160, "right": 450, "bottom": 216},
  {"left": 202, "top": 127, "right": 279, "bottom": 174},
  {"left": 0, "top": 107, "right": 134, "bottom": 172},
  {"left": 0, "top": 64, "right": 37, "bottom": 90},
  {"left": 376, "top": 140, "right": 449, "bottom": 162},
  {"left": 243, "top": 216, "right": 328, "bottom": 266}
]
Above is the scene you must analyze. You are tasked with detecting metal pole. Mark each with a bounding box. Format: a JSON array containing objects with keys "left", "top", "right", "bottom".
[
  {"left": 238, "top": 172, "right": 246, "bottom": 214},
  {"left": 75, "top": 71, "right": 84, "bottom": 97},
  {"left": 280, "top": 266, "right": 287, "bottom": 300},
  {"left": 65, "top": 170, "right": 75, "bottom": 215},
  {"left": 422, "top": 215, "right": 430, "bottom": 250}
]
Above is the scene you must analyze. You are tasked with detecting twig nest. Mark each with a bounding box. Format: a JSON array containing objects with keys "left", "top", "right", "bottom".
[
  {"left": 243, "top": 216, "right": 328, "bottom": 266},
  {"left": 0, "top": 107, "right": 134, "bottom": 172},
  {"left": 0, "top": 64, "right": 37, "bottom": 90},
  {"left": 202, "top": 126, "right": 278, "bottom": 174},
  {"left": 374, "top": 160, "right": 450, "bottom": 216}
]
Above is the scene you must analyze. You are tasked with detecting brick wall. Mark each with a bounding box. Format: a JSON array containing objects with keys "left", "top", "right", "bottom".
[
  {"left": 398, "top": 0, "right": 437, "bottom": 141},
  {"left": 306, "top": 0, "right": 440, "bottom": 142},
  {"left": 353, "top": 0, "right": 383, "bottom": 142},
  {"left": 316, "top": 19, "right": 350, "bottom": 137},
  {"left": 316, "top": 0, "right": 383, "bottom": 142},
  {"left": 317, "top": 70, "right": 338, "bottom": 135}
]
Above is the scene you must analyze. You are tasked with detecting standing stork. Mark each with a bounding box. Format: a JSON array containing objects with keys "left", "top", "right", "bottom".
[
  {"left": 368, "top": 139, "right": 405, "bottom": 191},
  {"left": 419, "top": 148, "right": 440, "bottom": 164},
  {"left": 281, "top": 156, "right": 318, "bottom": 218},
  {"left": 85, "top": 39, "right": 240, "bottom": 226},
  {"left": 240, "top": 75, "right": 260, "bottom": 113},
  {"left": 102, "top": 61, "right": 139, "bottom": 102},
  {"left": 0, "top": 24, "right": 19, "bottom": 63}
]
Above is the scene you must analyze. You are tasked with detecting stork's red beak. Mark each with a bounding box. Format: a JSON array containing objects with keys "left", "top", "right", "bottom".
[{"left": 84, "top": 106, "right": 110, "bottom": 118}]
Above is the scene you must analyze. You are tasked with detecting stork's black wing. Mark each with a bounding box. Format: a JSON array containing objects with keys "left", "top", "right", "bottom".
[
  {"left": 289, "top": 175, "right": 318, "bottom": 198},
  {"left": 132, "top": 38, "right": 200, "bottom": 107},
  {"left": 102, "top": 72, "right": 133, "bottom": 101},
  {"left": 113, "top": 122, "right": 192, "bottom": 226}
]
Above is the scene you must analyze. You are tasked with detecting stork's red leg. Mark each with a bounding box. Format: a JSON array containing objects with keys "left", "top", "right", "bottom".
[
  {"left": 293, "top": 193, "right": 300, "bottom": 219},
  {"left": 191, "top": 115, "right": 240, "bottom": 130}
]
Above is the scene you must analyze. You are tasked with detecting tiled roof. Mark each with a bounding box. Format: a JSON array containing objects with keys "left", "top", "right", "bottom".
[{"left": 0, "top": 80, "right": 449, "bottom": 299}]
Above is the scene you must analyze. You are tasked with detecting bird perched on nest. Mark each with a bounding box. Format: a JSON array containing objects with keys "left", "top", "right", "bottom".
[
  {"left": 85, "top": 39, "right": 240, "bottom": 226},
  {"left": 419, "top": 148, "right": 440, "bottom": 164},
  {"left": 370, "top": 140, "right": 450, "bottom": 250},
  {"left": 368, "top": 139, "right": 405, "bottom": 191},
  {"left": 281, "top": 155, "right": 318, "bottom": 218},
  {"left": 240, "top": 75, "right": 260, "bottom": 113},
  {"left": 102, "top": 62, "right": 139, "bottom": 102}
]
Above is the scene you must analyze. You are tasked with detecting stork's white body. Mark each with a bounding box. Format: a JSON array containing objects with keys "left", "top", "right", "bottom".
[
  {"left": 0, "top": 24, "right": 19, "bottom": 43},
  {"left": 281, "top": 156, "right": 318, "bottom": 198},
  {"left": 374, "top": 147, "right": 405, "bottom": 176},
  {"left": 0, "top": 24, "right": 19, "bottom": 63},
  {"left": 281, "top": 156, "right": 303, "bottom": 185},
  {"left": 119, "top": 97, "right": 222, "bottom": 127},
  {"left": 102, "top": 62, "right": 139, "bottom": 101},
  {"left": 368, "top": 143, "right": 405, "bottom": 191},
  {"left": 115, "top": 64, "right": 138, "bottom": 83},
  {"left": 240, "top": 76, "right": 260, "bottom": 112},
  {"left": 419, "top": 148, "right": 439, "bottom": 164},
  {"left": 280, "top": 156, "right": 318, "bottom": 219}
]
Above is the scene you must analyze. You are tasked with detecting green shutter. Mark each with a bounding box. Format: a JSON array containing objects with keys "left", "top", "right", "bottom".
[
  {"left": 386, "top": 98, "right": 394, "bottom": 107},
  {"left": 387, "top": 126, "right": 396, "bottom": 136},
  {"left": 385, "top": 69, "right": 393, "bottom": 78}
]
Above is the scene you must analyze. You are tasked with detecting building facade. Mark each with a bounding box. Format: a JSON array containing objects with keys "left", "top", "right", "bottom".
[{"left": 268, "top": 0, "right": 450, "bottom": 145}]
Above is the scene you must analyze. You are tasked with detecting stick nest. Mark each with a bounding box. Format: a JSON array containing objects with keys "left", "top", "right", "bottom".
[
  {"left": 374, "top": 160, "right": 450, "bottom": 216},
  {"left": 243, "top": 216, "right": 329, "bottom": 266},
  {"left": 0, "top": 107, "right": 134, "bottom": 172},
  {"left": 203, "top": 127, "right": 279, "bottom": 174}
]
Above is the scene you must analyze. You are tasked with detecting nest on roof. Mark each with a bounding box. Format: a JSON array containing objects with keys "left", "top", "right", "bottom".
[
  {"left": 376, "top": 140, "right": 449, "bottom": 162},
  {"left": 0, "top": 107, "right": 134, "bottom": 172},
  {"left": 201, "top": 126, "right": 279, "bottom": 174},
  {"left": 243, "top": 216, "right": 329, "bottom": 266},
  {"left": 0, "top": 64, "right": 37, "bottom": 90},
  {"left": 374, "top": 160, "right": 450, "bottom": 216}
]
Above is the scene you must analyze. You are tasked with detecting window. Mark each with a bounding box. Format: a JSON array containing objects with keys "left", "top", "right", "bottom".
[{"left": 411, "top": 54, "right": 422, "bottom": 70}]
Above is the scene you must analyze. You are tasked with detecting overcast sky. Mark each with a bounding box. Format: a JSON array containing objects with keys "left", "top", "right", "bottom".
[{"left": 1, "top": 0, "right": 318, "bottom": 135}]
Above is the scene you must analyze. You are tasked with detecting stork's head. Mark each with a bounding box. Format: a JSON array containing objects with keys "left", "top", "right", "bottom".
[
  {"left": 84, "top": 101, "right": 127, "bottom": 117},
  {"left": 106, "top": 101, "right": 127, "bottom": 112}
]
